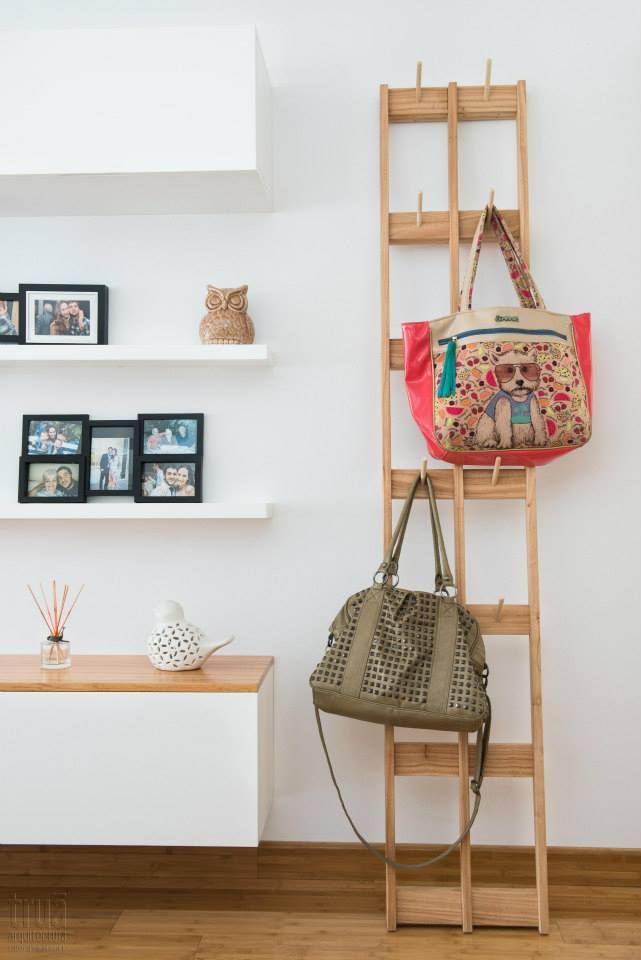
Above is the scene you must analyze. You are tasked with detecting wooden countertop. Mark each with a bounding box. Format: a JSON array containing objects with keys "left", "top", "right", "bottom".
[{"left": 0, "top": 655, "right": 273, "bottom": 693}]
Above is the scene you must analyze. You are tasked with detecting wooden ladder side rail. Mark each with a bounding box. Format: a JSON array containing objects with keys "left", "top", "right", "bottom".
[
  {"left": 388, "top": 467, "right": 549, "bottom": 933},
  {"left": 379, "top": 76, "right": 549, "bottom": 935},
  {"left": 379, "top": 82, "right": 397, "bottom": 930}
]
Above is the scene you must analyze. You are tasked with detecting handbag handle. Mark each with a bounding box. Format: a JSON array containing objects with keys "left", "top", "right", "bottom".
[
  {"left": 315, "top": 702, "right": 491, "bottom": 871},
  {"left": 377, "top": 474, "right": 454, "bottom": 594},
  {"left": 459, "top": 203, "right": 546, "bottom": 312}
]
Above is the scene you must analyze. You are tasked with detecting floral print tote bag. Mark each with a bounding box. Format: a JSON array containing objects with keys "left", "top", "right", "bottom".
[{"left": 403, "top": 203, "right": 592, "bottom": 467}]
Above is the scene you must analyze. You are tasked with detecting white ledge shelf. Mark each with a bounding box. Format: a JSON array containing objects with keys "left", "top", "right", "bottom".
[
  {"left": 0, "top": 344, "right": 272, "bottom": 368},
  {"left": 0, "top": 502, "right": 272, "bottom": 521}
]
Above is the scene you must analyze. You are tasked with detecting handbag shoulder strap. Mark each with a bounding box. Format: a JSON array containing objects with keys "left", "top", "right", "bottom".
[
  {"left": 378, "top": 475, "right": 454, "bottom": 593},
  {"left": 315, "top": 702, "right": 491, "bottom": 871},
  {"left": 459, "top": 203, "right": 546, "bottom": 311}
]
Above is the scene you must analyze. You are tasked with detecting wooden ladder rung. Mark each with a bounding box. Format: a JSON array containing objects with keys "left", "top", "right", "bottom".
[
  {"left": 395, "top": 742, "right": 534, "bottom": 778},
  {"left": 389, "top": 338, "right": 404, "bottom": 370},
  {"left": 396, "top": 884, "right": 539, "bottom": 926},
  {"left": 390, "top": 209, "right": 520, "bottom": 244},
  {"left": 391, "top": 468, "right": 527, "bottom": 500},
  {"left": 388, "top": 84, "right": 518, "bottom": 123},
  {"left": 468, "top": 603, "right": 530, "bottom": 635}
]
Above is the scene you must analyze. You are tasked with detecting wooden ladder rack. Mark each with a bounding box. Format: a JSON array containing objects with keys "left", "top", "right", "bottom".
[{"left": 380, "top": 68, "right": 549, "bottom": 934}]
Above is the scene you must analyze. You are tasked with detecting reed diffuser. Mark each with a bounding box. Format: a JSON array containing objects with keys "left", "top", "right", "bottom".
[{"left": 27, "top": 581, "right": 84, "bottom": 670}]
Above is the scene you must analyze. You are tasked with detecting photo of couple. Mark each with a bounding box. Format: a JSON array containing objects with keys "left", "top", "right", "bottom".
[
  {"left": 89, "top": 426, "right": 134, "bottom": 493},
  {"left": 0, "top": 298, "right": 18, "bottom": 339},
  {"left": 33, "top": 299, "right": 91, "bottom": 337},
  {"left": 21, "top": 284, "right": 107, "bottom": 346},
  {"left": 27, "top": 463, "right": 80, "bottom": 498},
  {"left": 141, "top": 463, "right": 197, "bottom": 498},
  {"left": 27, "top": 420, "right": 83, "bottom": 456},
  {"left": 143, "top": 418, "right": 199, "bottom": 455}
]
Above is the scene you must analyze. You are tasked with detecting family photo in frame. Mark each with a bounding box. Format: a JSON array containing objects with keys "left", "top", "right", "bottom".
[
  {"left": 139, "top": 414, "right": 203, "bottom": 456},
  {"left": 18, "top": 284, "right": 108, "bottom": 345},
  {"left": 19, "top": 459, "right": 85, "bottom": 503},
  {"left": 17, "top": 412, "right": 203, "bottom": 504},
  {"left": 88, "top": 421, "right": 137, "bottom": 496},
  {"left": 22, "top": 415, "right": 88, "bottom": 457},
  {"left": 135, "top": 460, "right": 202, "bottom": 502},
  {"left": 0, "top": 294, "right": 19, "bottom": 342}
]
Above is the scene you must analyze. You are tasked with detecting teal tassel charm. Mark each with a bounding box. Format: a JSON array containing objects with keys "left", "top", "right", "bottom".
[{"left": 437, "top": 336, "right": 457, "bottom": 397}]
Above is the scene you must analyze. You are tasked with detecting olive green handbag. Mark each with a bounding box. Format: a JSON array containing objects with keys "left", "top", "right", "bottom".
[{"left": 310, "top": 474, "right": 491, "bottom": 869}]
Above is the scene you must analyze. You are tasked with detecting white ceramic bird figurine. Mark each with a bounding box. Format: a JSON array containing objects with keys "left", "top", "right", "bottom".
[{"left": 147, "top": 600, "right": 233, "bottom": 672}]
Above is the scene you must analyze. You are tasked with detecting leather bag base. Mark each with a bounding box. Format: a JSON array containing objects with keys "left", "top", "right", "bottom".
[{"left": 312, "top": 686, "right": 484, "bottom": 732}]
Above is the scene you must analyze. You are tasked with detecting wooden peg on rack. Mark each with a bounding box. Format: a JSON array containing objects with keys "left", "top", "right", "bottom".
[
  {"left": 416, "top": 191, "right": 423, "bottom": 226},
  {"left": 487, "top": 187, "right": 495, "bottom": 210},
  {"left": 484, "top": 58, "right": 492, "bottom": 100},
  {"left": 420, "top": 457, "right": 428, "bottom": 483},
  {"left": 495, "top": 597, "right": 505, "bottom": 622},
  {"left": 415, "top": 62, "right": 422, "bottom": 102},
  {"left": 491, "top": 455, "right": 502, "bottom": 486}
]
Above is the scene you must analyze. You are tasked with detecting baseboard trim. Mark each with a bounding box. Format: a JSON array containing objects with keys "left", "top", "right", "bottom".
[{"left": 0, "top": 842, "right": 638, "bottom": 917}]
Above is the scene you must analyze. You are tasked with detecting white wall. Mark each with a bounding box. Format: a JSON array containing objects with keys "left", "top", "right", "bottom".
[{"left": 0, "top": 0, "right": 639, "bottom": 848}]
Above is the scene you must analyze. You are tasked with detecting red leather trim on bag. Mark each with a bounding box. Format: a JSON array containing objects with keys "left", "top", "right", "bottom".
[
  {"left": 402, "top": 321, "right": 447, "bottom": 461},
  {"left": 571, "top": 313, "right": 592, "bottom": 413}
]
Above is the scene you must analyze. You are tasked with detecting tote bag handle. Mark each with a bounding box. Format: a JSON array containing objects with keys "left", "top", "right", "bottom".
[
  {"left": 459, "top": 202, "right": 547, "bottom": 312},
  {"left": 376, "top": 474, "right": 454, "bottom": 595}
]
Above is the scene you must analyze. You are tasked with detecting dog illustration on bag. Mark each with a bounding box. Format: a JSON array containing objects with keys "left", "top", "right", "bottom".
[{"left": 475, "top": 348, "right": 548, "bottom": 449}]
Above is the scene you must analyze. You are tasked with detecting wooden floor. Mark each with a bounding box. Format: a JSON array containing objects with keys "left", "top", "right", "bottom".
[
  {"left": 0, "top": 905, "right": 639, "bottom": 959},
  {"left": 0, "top": 844, "right": 638, "bottom": 958}
]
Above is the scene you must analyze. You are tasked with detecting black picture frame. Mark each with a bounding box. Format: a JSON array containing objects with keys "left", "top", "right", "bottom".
[
  {"left": 21, "top": 414, "right": 89, "bottom": 458},
  {"left": 87, "top": 420, "right": 138, "bottom": 498},
  {"left": 0, "top": 292, "right": 20, "bottom": 343},
  {"left": 137, "top": 413, "right": 204, "bottom": 458},
  {"left": 19, "top": 457, "right": 86, "bottom": 503},
  {"left": 18, "top": 284, "right": 108, "bottom": 345},
  {"left": 134, "top": 457, "right": 203, "bottom": 503}
]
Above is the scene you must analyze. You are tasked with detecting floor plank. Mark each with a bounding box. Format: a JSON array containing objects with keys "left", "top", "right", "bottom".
[
  {"left": 1, "top": 907, "right": 641, "bottom": 959},
  {"left": 557, "top": 919, "right": 641, "bottom": 946},
  {"left": 0, "top": 934, "right": 200, "bottom": 960}
]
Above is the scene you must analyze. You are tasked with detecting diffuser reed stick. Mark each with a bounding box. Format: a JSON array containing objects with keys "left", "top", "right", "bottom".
[
  {"left": 27, "top": 585, "right": 54, "bottom": 633},
  {"left": 59, "top": 584, "right": 84, "bottom": 633}
]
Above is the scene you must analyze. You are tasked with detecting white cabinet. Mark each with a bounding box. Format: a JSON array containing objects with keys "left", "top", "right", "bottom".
[
  {"left": 0, "top": 26, "right": 272, "bottom": 214},
  {"left": 0, "top": 655, "right": 274, "bottom": 845}
]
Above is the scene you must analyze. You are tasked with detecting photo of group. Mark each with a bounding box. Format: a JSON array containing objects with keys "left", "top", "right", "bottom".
[
  {"left": 0, "top": 294, "right": 19, "bottom": 342},
  {"left": 19, "top": 284, "right": 108, "bottom": 345},
  {"left": 23, "top": 416, "right": 88, "bottom": 457},
  {"left": 138, "top": 461, "right": 201, "bottom": 500},
  {"left": 140, "top": 415, "right": 203, "bottom": 456},
  {"left": 88, "top": 422, "right": 136, "bottom": 496},
  {"left": 19, "top": 460, "right": 85, "bottom": 503}
]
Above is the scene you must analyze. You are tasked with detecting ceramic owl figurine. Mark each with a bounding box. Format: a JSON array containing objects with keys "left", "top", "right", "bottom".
[
  {"left": 200, "top": 284, "right": 255, "bottom": 345},
  {"left": 147, "top": 600, "right": 234, "bottom": 671}
]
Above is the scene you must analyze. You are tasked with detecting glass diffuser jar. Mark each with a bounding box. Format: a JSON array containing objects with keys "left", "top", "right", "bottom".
[{"left": 41, "top": 635, "right": 71, "bottom": 670}]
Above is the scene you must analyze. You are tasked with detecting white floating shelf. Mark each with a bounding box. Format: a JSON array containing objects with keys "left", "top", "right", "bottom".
[
  {"left": 0, "top": 344, "right": 272, "bottom": 368},
  {"left": 0, "top": 26, "right": 272, "bottom": 215},
  {"left": 0, "top": 502, "right": 272, "bottom": 521}
]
